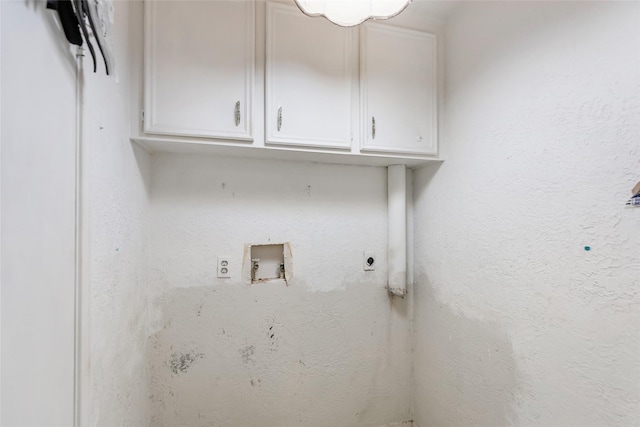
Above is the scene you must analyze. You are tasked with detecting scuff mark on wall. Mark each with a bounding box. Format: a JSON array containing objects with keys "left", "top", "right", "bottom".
[
  {"left": 265, "top": 317, "right": 280, "bottom": 353},
  {"left": 196, "top": 298, "right": 204, "bottom": 317},
  {"left": 239, "top": 345, "right": 256, "bottom": 365},
  {"left": 169, "top": 351, "right": 204, "bottom": 374}
]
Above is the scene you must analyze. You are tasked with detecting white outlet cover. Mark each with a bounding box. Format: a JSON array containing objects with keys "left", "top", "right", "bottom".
[
  {"left": 217, "top": 256, "right": 231, "bottom": 278},
  {"left": 363, "top": 252, "right": 376, "bottom": 271}
]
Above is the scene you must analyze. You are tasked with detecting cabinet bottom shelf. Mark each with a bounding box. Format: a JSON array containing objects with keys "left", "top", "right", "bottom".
[{"left": 131, "top": 136, "right": 443, "bottom": 168}]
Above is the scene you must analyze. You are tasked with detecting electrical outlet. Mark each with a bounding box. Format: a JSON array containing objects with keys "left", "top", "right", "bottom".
[
  {"left": 217, "top": 256, "right": 231, "bottom": 278},
  {"left": 363, "top": 251, "right": 376, "bottom": 271}
]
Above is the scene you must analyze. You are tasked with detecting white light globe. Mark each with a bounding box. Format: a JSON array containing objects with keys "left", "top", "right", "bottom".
[{"left": 294, "top": 0, "right": 412, "bottom": 27}]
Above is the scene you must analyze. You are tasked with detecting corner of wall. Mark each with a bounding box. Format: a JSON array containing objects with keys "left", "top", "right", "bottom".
[{"left": 84, "top": 0, "right": 152, "bottom": 425}]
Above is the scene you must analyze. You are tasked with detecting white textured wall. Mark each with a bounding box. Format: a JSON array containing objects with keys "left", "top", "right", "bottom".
[
  {"left": 148, "top": 154, "right": 412, "bottom": 427},
  {"left": 1, "top": 1, "right": 76, "bottom": 424},
  {"left": 83, "top": 1, "right": 152, "bottom": 425},
  {"left": 413, "top": 2, "right": 640, "bottom": 426}
]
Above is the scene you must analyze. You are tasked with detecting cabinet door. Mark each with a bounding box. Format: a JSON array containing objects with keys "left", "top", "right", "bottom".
[
  {"left": 266, "top": 2, "right": 354, "bottom": 149},
  {"left": 144, "top": 0, "right": 254, "bottom": 141},
  {"left": 361, "top": 23, "right": 437, "bottom": 155}
]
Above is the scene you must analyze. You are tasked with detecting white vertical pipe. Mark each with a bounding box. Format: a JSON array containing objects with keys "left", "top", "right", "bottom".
[
  {"left": 406, "top": 167, "right": 414, "bottom": 296},
  {"left": 388, "top": 164, "right": 407, "bottom": 297},
  {"left": 74, "top": 46, "right": 84, "bottom": 427},
  {"left": 0, "top": 3, "right": 3, "bottom": 418}
]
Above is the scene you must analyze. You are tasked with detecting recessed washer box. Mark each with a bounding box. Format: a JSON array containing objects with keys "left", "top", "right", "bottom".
[{"left": 242, "top": 242, "right": 293, "bottom": 285}]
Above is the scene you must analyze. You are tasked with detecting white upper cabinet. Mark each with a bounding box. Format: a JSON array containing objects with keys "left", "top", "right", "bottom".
[
  {"left": 144, "top": 0, "right": 254, "bottom": 141},
  {"left": 266, "top": 2, "right": 355, "bottom": 149},
  {"left": 360, "top": 23, "right": 438, "bottom": 155},
  {"left": 137, "top": 1, "right": 442, "bottom": 166}
]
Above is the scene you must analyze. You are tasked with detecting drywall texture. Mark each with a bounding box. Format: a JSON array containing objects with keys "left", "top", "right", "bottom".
[
  {"left": 83, "top": 1, "right": 152, "bottom": 425},
  {"left": 149, "top": 154, "right": 412, "bottom": 427},
  {"left": 413, "top": 2, "right": 640, "bottom": 426},
  {"left": 1, "top": 1, "right": 76, "bottom": 424}
]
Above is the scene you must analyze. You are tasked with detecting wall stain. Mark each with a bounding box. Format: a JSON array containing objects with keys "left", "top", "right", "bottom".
[
  {"left": 414, "top": 275, "right": 520, "bottom": 426},
  {"left": 169, "top": 351, "right": 204, "bottom": 374},
  {"left": 266, "top": 320, "right": 279, "bottom": 352},
  {"left": 196, "top": 301, "right": 204, "bottom": 316},
  {"left": 239, "top": 345, "right": 255, "bottom": 364},
  {"left": 150, "top": 284, "right": 412, "bottom": 425}
]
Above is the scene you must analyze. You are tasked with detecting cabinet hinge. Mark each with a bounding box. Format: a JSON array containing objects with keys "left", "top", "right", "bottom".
[{"left": 141, "top": 110, "right": 145, "bottom": 124}]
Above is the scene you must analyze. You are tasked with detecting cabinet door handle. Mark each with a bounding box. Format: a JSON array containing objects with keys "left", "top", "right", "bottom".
[
  {"left": 372, "top": 116, "right": 376, "bottom": 140},
  {"left": 277, "top": 106, "right": 283, "bottom": 132},
  {"left": 234, "top": 101, "right": 241, "bottom": 127}
]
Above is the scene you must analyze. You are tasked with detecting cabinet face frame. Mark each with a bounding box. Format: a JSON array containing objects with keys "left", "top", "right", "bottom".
[
  {"left": 360, "top": 22, "right": 438, "bottom": 156},
  {"left": 144, "top": 0, "right": 255, "bottom": 141},
  {"left": 265, "top": 2, "right": 355, "bottom": 150}
]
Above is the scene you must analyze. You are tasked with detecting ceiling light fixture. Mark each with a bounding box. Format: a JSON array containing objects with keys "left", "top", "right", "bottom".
[{"left": 293, "top": 0, "right": 412, "bottom": 27}]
